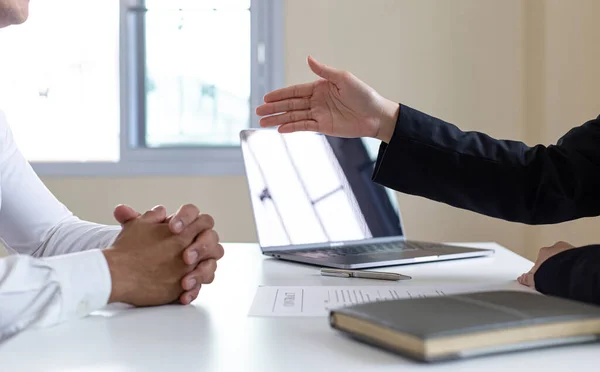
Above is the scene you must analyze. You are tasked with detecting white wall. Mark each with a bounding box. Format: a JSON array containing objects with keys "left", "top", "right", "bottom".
[{"left": 34, "top": 0, "right": 599, "bottom": 260}]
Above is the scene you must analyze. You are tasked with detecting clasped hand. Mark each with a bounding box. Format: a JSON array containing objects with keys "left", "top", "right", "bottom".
[{"left": 103, "top": 204, "right": 224, "bottom": 307}]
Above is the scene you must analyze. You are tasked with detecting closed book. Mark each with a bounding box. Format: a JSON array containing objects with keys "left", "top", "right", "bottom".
[{"left": 329, "top": 290, "right": 600, "bottom": 362}]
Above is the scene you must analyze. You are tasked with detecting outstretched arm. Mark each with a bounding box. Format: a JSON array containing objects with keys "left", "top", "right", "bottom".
[
  {"left": 372, "top": 105, "right": 600, "bottom": 224},
  {"left": 257, "top": 57, "right": 600, "bottom": 225}
]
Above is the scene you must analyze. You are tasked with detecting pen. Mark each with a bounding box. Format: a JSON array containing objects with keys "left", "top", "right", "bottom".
[{"left": 320, "top": 268, "right": 411, "bottom": 281}]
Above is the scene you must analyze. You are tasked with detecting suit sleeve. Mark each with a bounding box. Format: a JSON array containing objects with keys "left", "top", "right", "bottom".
[
  {"left": 372, "top": 104, "right": 600, "bottom": 224},
  {"left": 534, "top": 246, "right": 600, "bottom": 305}
]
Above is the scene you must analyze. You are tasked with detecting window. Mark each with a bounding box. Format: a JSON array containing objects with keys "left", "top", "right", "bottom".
[
  {"left": 0, "top": 0, "right": 120, "bottom": 162},
  {"left": 0, "top": 0, "right": 283, "bottom": 175},
  {"left": 144, "top": 0, "right": 251, "bottom": 147}
]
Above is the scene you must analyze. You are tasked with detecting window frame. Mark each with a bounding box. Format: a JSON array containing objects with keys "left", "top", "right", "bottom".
[{"left": 30, "top": 0, "right": 284, "bottom": 177}]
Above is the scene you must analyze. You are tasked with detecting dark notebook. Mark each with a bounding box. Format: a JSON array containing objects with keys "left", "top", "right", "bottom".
[{"left": 329, "top": 290, "right": 600, "bottom": 362}]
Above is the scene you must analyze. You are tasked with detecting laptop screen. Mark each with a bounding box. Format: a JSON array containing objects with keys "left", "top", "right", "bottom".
[{"left": 240, "top": 129, "right": 404, "bottom": 249}]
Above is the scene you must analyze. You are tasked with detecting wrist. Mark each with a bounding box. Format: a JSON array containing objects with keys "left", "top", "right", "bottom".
[
  {"left": 102, "top": 248, "right": 132, "bottom": 304},
  {"left": 376, "top": 98, "right": 400, "bottom": 143}
]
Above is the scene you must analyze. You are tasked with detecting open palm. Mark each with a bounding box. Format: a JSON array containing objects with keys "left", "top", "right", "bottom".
[{"left": 256, "top": 56, "right": 393, "bottom": 139}]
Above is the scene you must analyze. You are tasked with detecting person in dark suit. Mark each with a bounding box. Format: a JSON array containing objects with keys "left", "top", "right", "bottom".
[{"left": 256, "top": 56, "right": 600, "bottom": 306}]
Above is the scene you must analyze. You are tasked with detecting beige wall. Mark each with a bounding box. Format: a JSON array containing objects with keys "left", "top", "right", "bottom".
[
  {"left": 38, "top": 0, "right": 599, "bottom": 260},
  {"left": 528, "top": 0, "right": 600, "bottom": 251}
]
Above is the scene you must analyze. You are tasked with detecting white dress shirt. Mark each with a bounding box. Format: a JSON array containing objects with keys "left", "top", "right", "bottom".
[{"left": 0, "top": 111, "right": 121, "bottom": 342}]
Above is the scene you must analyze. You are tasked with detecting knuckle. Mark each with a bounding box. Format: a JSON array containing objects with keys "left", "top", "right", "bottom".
[
  {"left": 212, "top": 229, "right": 220, "bottom": 243},
  {"left": 197, "top": 241, "right": 208, "bottom": 255},
  {"left": 142, "top": 209, "right": 155, "bottom": 218},
  {"left": 151, "top": 205, "right": 165, "bottom": 213},
  {"left": 202, "top": 264, "right": 216, "bottom": 283},
  {"left": 184, "top": 217, "right": 209, "bottom": 237},
  {"left": 200, "top": 214, "right": 215, "bottom": 228},
  {"left": 202, "top": 258, "right": 216, "bottom": 270},
  {"left": 216, "top": 244, "right": 225, "bottom": 259},
  {"left": 201, "top": 229, "right": 219, "bottom": 245},
  {"left": 182, "top": 203, "right": 199, "bottom": 216}
]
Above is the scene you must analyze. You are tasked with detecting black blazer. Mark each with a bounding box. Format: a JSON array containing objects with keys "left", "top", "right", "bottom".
[{"left": 371, "top": 104, "right": 600, "bottom": 305}]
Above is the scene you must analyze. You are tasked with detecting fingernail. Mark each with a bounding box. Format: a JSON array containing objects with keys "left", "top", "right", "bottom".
[
  {"left": 186, "top": 295, "right": 193, "bottom": 304},
  {"left": 151, "top": 205, "right": 162, "bottom": 211},
  {"left": 173, "top": 220, "right": 183, "bottom": 232},
  {"left": 187, "top": 278, "right": 196, "bottom": 289},
  {"left": 187, "top": 249, "right": 199, "bottom": 263}
]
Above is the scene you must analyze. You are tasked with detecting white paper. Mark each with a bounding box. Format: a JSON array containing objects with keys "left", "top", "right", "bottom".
[{"left": 248, "top": 285, "right": 496, "bottom": 317}]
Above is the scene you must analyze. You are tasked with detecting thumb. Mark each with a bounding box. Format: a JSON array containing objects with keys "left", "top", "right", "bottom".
[
  {"left": 113, "top": 204, "right": 141, "bottom": 225},
  {"left": 307, "top": 55, "right": 344, "bottom": 84}
]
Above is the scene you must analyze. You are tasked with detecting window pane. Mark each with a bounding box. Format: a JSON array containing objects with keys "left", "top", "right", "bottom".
[
  {"left": 0, "top": 0, "right": 120, "bottom": 162},
  {"left": 144, "top": 1, "right": 251, "bottom": 147}
]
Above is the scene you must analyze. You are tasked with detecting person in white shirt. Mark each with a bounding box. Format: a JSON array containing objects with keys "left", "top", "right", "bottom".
[{"left": 0, "top": 0, "right": 225, "bottom": 342}]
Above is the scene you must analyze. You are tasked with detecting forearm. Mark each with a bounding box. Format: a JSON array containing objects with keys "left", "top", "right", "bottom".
[
  {"left": 372, "top": 104, "right": 600, "bottom": 224},
  {"left": 0, "top": 250, "right": 111, "bottom": 342},
  {"left": 0, "top": 117, "right": 120, "bottom": 256},
  {"left": 32, "top": 216, "right": 121, "bottom": 258}
]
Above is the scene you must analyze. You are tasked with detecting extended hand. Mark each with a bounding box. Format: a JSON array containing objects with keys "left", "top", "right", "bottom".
[
  {"left": 256, "top": 56, "right": 400, "bottom": 143},
  {"left": 113, "top": 204, "right": 224, "bottom": 305},
  {"left": 517, "top": 241, "right": 577, "bottom": 288}
]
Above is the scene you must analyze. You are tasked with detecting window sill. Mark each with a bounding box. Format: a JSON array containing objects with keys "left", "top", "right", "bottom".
[{"left": 31, "top": 158, "right": 245, "bottom": 177}]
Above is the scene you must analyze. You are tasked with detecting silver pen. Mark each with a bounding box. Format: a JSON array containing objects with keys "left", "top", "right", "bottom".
[{"left": 320, "top": 268, "right": 411, "bottom": 281}]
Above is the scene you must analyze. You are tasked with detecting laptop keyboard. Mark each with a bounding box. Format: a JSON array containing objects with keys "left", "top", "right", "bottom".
[{"left": 289, "top": 241, "right": 435, "bottom": 259}]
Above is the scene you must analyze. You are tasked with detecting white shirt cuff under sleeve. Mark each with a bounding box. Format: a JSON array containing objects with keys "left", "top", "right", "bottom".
[
  {"left": 45, "top": 249, "right": 112, "bottom": 322},
  {"left": 1, "top": 250, "right": 113, "bottom": 342}
]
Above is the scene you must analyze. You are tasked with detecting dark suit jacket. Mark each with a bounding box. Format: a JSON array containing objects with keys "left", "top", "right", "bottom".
[{"left": 372, "top": 104, "right": 600, "bottom": 305}]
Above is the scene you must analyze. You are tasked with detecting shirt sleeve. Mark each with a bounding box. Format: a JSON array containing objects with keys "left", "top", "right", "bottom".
[
  {"left": 0, "top": 112, "right": 120, "bottom": 340},
  {"left": 0, "top": 250, "right": 112, "bottom": 342},
  {"left": 0, "top": 111, "right": 121, "bottom": 257}
]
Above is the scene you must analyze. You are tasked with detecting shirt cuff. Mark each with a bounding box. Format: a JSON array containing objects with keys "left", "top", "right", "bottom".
[{"left": 45, "top": 250, "right": 112, "bottom": 321}]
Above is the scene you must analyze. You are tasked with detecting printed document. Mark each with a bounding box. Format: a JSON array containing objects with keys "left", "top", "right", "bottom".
[{"left": 248, "top": 285, "right": 504, "bottom": 317}]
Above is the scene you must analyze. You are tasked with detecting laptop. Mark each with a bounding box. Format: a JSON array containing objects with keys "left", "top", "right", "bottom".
[{"left": 239, "top": 129, "right": 494, "bottom": 269}]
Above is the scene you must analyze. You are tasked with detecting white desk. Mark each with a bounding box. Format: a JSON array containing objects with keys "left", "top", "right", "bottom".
[{"left": 2, "top": 243, "right": 598, "bottom": 371}]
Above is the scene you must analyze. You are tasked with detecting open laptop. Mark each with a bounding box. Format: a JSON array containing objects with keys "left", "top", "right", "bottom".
[{"left": 239, "top": 129, "right": 494, "bottom": 269}]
